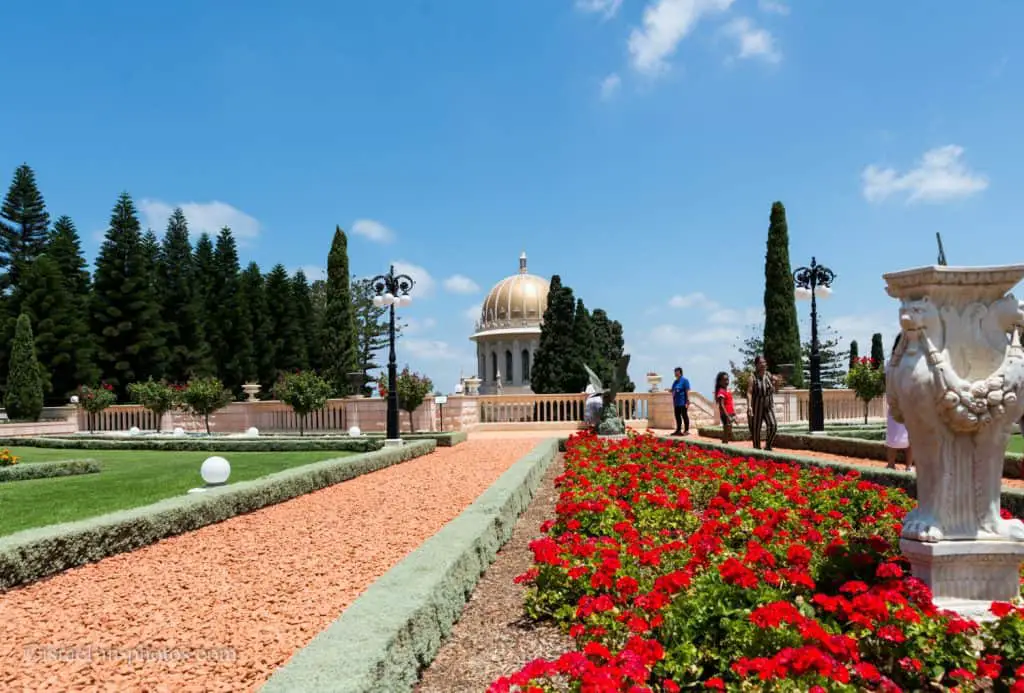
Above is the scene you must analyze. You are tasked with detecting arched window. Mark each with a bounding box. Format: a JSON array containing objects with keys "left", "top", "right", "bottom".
[
  {"left": 491, "top": 352, "right": 498, "bottom": 381},
  {"left": 505, "top": 350, "right": 514, "bottom": 384},
  {"left": 521, "top": 349, "right": 531, "bottom": 382},
  {"left": 478, "top": 355, "right": 486, "bottom": 380}
]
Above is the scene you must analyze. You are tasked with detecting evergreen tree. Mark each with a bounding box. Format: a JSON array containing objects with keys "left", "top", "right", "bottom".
[
  {"left": 192, "top": 232, "right": 217, "bottom": 374},
  {"left": 319, "top": 227, "right": 358, "bottom": 395},
  {"left": 238, "top": 262, "right": 273, "bottom": 391},
  {"left": 607, "top": 317, "right": 635, "bottom": 392},
  {"left": 848, "top": 339, "right": 859, "bottom": 372},
  {"left": 0, "top": 163, "right": 50, "bottom": 293},
  {"left": 20, "top": 254, "right": 98, "bottom": 403},
  {"left": 870, "top": 332, "right": 885, "bottom": 369},
  {"left": 800, "top": 325, "right": 848, "bottom": 389},
  {"left": 531, "top": 275, "right": 576, "bottom": 394},
  {"left": 265, "top": 264, "right": 304, "bottom": 379},
  {"left": 211, "top": 227, "right": 244, "bottom": 392},
  {"left": 291, "top": 269, "right": 314, "bottom": 371},
  {"left": 350, "top": 277, "right": 393, "bottom": 395},
  {"left": 91, "top": 192, "right": 165, "bottom": 398},
  {"left": 140, "top": 228, "right": 169, "bottom": 376},
  {"left": 47, "top": 216, "right": 91, "bottom": 296},
  {"left": 158, "top": 209, "right": 211, "bottom": 382},
  {"left": 762, "top": 201, "right": 804, "bottom": 387},
  {"left": 567, "top": 299, "right": 597, "bottom": 392},
  {"left": 5, "top": 313, "right": 44, "bottom": 420}
]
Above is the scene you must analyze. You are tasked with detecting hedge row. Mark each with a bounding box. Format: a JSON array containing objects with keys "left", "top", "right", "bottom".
[
  {"left": 365, "top": 431, "right": 468, "bottom": 447},
  {"left": 0, "top": 459, "right": 100, "bottom": 483},
  {"left": 0, "top": 436, "right": 382, "bottom": 453},
  {"left": 0, "top": 439, "right": 436, "bottom": 592}
]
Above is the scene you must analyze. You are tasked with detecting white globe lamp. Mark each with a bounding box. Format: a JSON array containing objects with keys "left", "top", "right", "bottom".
[
  {"left": 128, "top": 426, "right": 141, "bottom": 436},
  {"left": 794, "top": 287, "right": 812, "bottom": 300},
  {"left": 398, "top": 294, "right": 412, "bottom": 307},
  {"left": 382, "top": 292, "right": 395, "bottom": 305},
  {"left": 245, "top": 426, "right": 259, "bottom": 438},
  {"left": 69, "top": 395, "right": 79, "bottom": 405},
  {"left": 372, "top": 295, "right": 384, "bottom": 308},
  {"left": 348, "top": 425, "right": 362, "bottom": 437},
  {"left": 200, "top": 456, "right": 231, "bottom": 486},
  {"left": 172, "top": 427, "right": 185, "bottom": 437},
  {"left": 817, "top": 286, "right": 832, "bottom": 299}
]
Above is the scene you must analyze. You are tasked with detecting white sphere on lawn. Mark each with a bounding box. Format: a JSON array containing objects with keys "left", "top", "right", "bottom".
[
  {"left": 69, "top": 395, "right": 79, "bottom": 405},
  {"left": 348, "top": 426, "right": 362, "bottom": 437},
  {"left": 201, "top": 456, "right": 231, "bottom": 485},
  {"left": 128, "top": 426, "right": 141, "bottom": 436},
  {"left": 245, "top": 427, "right": 260, "bottom": 438},
  {"left": 172, "top": 427, "right": 185, "bottom": 437}
]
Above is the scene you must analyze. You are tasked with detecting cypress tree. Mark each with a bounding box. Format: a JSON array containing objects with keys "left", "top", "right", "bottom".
[
  {"left": 19, "top": 254, "right": 97, "bottom": 403},
  {"left": 192, "top": 232, "right": 217, "bottom": 375},
  {"left": 158, "top": 209, "right": 211, "bottom": 382},
  {"left": 531, "top": 275, "right": 576, "bottom": 394},
  {"left": 848, "top": 339, "right": 859, "bottom": 371},
  {"left": 91, "top": 192, "right": 165, "bottom": 397},
  {"left": 320, "top": 227, "right": 358, "bottom": 395},
  {"left": 45, "top": 217, "right": 99, "bottom": 393},
  {"left": 870, "top": 333, "right": 885, "bottom": 369},
  {"left": 265, "top": 264, "right": 304, "bottom": 379},
  {"left": 5, "top": 313, "right": 44, "bottom": 420},
  {"left": 762, "top": 201, "right": 804, "bottom": 386},
  {"left": 566, "top": 298, "right": 597, "bottom": 392},
  {"left": 238, "top": 262, "right": 274, "bottom": 391},
  {"left": 0, "top": 163, "right": 50, "bottom": 293},
  {"left": 291, "top": 269, "right": 314, "bottom": 371},
  {"left": 211, "top": 227, "right": 244, "bottom": 392}
]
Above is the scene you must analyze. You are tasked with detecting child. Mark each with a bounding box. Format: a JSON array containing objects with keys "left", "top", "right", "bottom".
[{"left": 714, "top": 371, "right": 737, "bottom": 443}]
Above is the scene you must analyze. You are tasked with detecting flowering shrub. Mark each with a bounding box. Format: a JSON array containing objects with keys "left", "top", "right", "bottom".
[
  {"left": 492, "top": 432, "right": 1024, "bottom": 692},
  {"left": 0, "top": 449, "right": 19, "bottom": 466},
  {"left": 846, "top": 357, "right": 886, "bottom": 424},
  {"left": 74, "top": 384, "right": 117, "bottom": 433},
  {"left": 127, "top": 379, "right": 180, "bottom": 432},
  {"left": 396, "top": 366, "right": 433, "bottom": 433},
  {"left": 180, "top": 377, "right": 232, "bottom": 435}
]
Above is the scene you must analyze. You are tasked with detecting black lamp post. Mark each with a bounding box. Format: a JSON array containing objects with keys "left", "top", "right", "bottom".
[
  {"left": 793, "top": 257, "right": 836, "bottom": 433},
  {"left": 371, "top": 265, "right": 415, "bottom": 441}
]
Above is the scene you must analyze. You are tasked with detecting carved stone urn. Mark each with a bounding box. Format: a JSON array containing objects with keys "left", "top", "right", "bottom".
[{"left": 885, "top": 264, "right": 1024, "bottom": 619}]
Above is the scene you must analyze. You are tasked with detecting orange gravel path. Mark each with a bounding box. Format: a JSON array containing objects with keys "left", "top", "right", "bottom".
[{"left": 0, "top": 438, "right": 543, "bottom": 692}]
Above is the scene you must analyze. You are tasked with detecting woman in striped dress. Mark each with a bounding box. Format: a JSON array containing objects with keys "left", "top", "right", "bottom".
[{"left": 746, "top": 355, "right": 778, "bottom": 450}]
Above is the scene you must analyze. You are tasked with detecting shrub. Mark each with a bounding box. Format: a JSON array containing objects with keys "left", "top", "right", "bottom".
[
  {"left": 74, "top": 384, "right": 117, "bottom": 433},
  {"left": 0, "top": 459, "right": 99, "bottom": 483},
  {"left": 180, "top": 377, "right": 232, "bottom": 434},
  {"left": 396, "top": 366, "right": 433, "bottom": 433},
  {"left": 0, "top": 449, "right": 18, "bottom": 466},
  {"left": 126, "top": 379, "right": 180, "bottom": 432},
  {"left": 845, "top": 356, "right": 885, "bottom": 423},
  {"left": 4, "top": 313, "right": 44, "bottom": 422},
  {"left": 272, "top": 371, "right": 332, "bottom": 435}
]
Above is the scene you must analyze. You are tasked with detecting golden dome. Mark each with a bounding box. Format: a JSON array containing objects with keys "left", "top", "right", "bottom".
[{"left": 477, "top": 252, "right": 550, "bottom": 332}]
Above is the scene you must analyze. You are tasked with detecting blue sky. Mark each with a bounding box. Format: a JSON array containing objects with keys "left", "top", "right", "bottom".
[{"left": 2, "top": 0, "right": 1022, "bottom": 396}]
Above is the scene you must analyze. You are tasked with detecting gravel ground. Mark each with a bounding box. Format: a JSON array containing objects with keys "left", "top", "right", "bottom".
[
  {"left": 416, "top": 455, "right": 572, "bottom": 693},
  {"left": 0, "top": 438, "right": 543, "bottom": 692}
]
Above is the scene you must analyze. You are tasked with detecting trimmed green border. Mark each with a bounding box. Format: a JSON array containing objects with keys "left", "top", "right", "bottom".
[
  {"left": 364, "top": 431, "right": 468, "bottom": 447},
  {"left": 0, "top": 459, "right": 99, "bottom": 483},
  {"left": 0, "top": 440, "right": 436, "bottom": 592},
  {"left": 260, "top": 438, "right": 559, "bottom": 693}
]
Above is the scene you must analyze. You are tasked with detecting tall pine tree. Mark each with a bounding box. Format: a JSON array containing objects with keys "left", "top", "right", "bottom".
[
  {"left": 291, "top": 269, "right": 314, "bottom": 371},
  {"left": 192, "top": 232, "right": 217, "bottom": 378},
  {"left": 350, "top": 277, "right": 393, "bottom": 395},
  {"left": 762, "top": 201, "right": 804, "bottom": 386},
  {"left": 567, "top": 298, "right": 597, "bottom": 392},
  {"left": 265, "top": 264, "right": 304, "bottom": 380},
  {"left": 238, "top": 262, "right": 274, "bottom": 391},
  {"left": 320, "top": 227, "right": 358, "bottom": 395},
  {"left": 211, "top": 228, "right": 244, "bottom": 392},
  {"left": 158, "top": 209, "right": 211, "bottom": 382},
  {"left": 591, "top": 308, "right": 635, "bottom": 393},
  {"left": 531, "top": 275, "right": 576, "bottom": 394},
  {"left": 91, "top": 192, "right": 165, "bottom": 397},
  {"left": 0, "top": 164, "right": 50, "bottom": 293}
]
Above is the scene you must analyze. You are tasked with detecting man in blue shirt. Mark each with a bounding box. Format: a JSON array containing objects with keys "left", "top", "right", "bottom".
[{"left": 671, "top": 366, "right": 690, "bottom": 436}]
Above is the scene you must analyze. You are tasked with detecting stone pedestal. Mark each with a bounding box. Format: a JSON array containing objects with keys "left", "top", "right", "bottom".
[
  {"left": 242, "top": 383, "right": 261, "bottom": 402},
  {"left": 464, "top": 377, "right": 481, "bottom": 396},
  {"left": 901, "top": 539, "right": 1024, "bottom": 620},
  {"left": 383, "top": 438, "right": 405, "bottom": 447}
]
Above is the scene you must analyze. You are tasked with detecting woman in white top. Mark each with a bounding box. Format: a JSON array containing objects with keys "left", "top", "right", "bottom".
[{"left": 885, "top": 334, "right": 913, "bottom": 470}]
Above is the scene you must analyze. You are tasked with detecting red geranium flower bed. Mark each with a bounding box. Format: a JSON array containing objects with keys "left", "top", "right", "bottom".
[{"left": 490, "top": 431, "right": 1024, "bottom": 692}]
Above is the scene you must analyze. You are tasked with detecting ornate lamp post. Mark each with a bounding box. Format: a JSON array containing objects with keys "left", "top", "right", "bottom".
[
  {"left": 371, "top": 266, "right": 415, "bottom": 442},
  {"left": 793, "top": 257, "right": 835, "bottom": 433}
]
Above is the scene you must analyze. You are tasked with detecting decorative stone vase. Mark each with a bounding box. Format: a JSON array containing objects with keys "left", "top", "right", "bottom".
[
  {"left": 885, "top": 264, "right": 1024, "bottom": 619},
  {"left": 242, "top": 382, "right": 261, "bottom": 402},
  {"left": 463, "top": 377, "right": 482, "bottom": 396},
  {"left": 646, "top": 373, "right": 662, "bottom": 392}
]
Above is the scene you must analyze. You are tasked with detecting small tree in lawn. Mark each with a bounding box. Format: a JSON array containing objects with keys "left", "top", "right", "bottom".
[
  {"left": 127, "top": 379, "right": 179, "bottom": 432},
  {"left": 273, "top": 370, "right": 332, "bottom": 435},
  {"left": 5, "top": 313, "right": 45, "bottom": 421},
  {"left": 181, "top": 376, "right": 232, "bottom": 435},
  {"left": 396, "top": 366, "right": 433, "bottom": 433},
  {"left": 845, "top": 356, "right": 886, "bottom": 424},
  {"left": 75, "top": 383, "right": 117, "bottom": 433}
]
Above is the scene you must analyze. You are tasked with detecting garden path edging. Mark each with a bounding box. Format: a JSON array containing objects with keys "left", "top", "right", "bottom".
[{"left": 259, "top": 438, "right": 559, "bottom": 693}]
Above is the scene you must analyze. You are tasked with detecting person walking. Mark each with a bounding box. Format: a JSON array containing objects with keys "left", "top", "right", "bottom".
[
  {"left": 670, "top": 366, "right": 691, "bottom": 436},
  {"left": 746, "top": 355, "right": 778, "bottom": 450},
  {"left": 714, "top": 371, "right": 737, "bottom": 443},
  {"left": 885, "top": 334, "right": 913, "bottom": 470}
]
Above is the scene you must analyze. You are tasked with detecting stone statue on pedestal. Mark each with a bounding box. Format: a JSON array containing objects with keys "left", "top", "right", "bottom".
[{"left": 584, "top": 357, "right": 631, "bottom": 436}]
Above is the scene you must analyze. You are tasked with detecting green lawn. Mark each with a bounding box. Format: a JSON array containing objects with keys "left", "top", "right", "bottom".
[
  {"left": 0, "top": 448, "right": 354, "bottom": 536},
  {"left": 1008, "top": 435, "right": 1024, "bottom": 454}
]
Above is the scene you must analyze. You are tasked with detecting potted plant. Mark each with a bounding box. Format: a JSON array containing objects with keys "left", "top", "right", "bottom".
[{"left": 645, "top": 371, "right": 662, "bottom": 392}]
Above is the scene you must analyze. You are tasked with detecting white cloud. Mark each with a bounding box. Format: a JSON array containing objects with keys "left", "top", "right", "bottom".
[
  {"left": 576, "top": 0, "right": 623, "bottom": 19},
  {"left": 402, "top": 339, "right": 466, "bottom": 363},
  {"left": 668, "top": 292, "right": 719, "bottom": 310},
  {"left": 757, "top": 0, "right": 789, "bottom": 14},
  {"left": 600, "top": 73, "right": 622, "bottom": 99},
  {"left": 828, "top": 313, "right": 897, "bottom": 350},
  {"left": 628, "top": 0, "right": 735, "bottom": 75},
  {"left": 293, "top": 265, "right": 326, "bottom": 282},
  {"left": 464, "top": 303, "right": 482, "bottom": 322},
  {"left": 649, "top": 324, "right": 739, "bottom": 346},
  {"left": 391, "top": 261, "right": 435, "bottom": 298},
  {"left": 443, "top": 274, "right": 480, "bottom": 294},
  {"left": 352, "top": 218, "right": 396, "bottom": 243},
  {"left": 707, "top": 307, "right": 763, "bottom": 325},
  {"left": 403, "top": 316, "right": 438, "bottom": 335},
  {"left": 139, "top": 199, "right": 262, "bottom": 240},
  {"left": 722, "top": 17, "right": 781, "bottom": 63},
  {"left": 861, "top": 145, "right": 989, "bottom": 204}
]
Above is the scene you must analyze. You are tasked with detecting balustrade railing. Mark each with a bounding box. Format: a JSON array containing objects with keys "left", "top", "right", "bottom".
[
  {"left": 477, "top": 392, "right": 650, "bottom": 424},
  {"left": 79, "top": 405, "right": 159, "bottom": 432},
  {"left": 794, "top": 390, "right": 887, "bottom": 422}
]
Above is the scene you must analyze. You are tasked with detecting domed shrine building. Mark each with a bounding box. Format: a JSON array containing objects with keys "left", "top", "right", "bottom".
[{"left": 470, "top": 252, "right": 550, "bottom": 395}]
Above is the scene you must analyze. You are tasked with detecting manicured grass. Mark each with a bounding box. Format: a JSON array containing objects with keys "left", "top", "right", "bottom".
[{"left": 0, "top": 447, "right": 354, "bottom": 536}]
